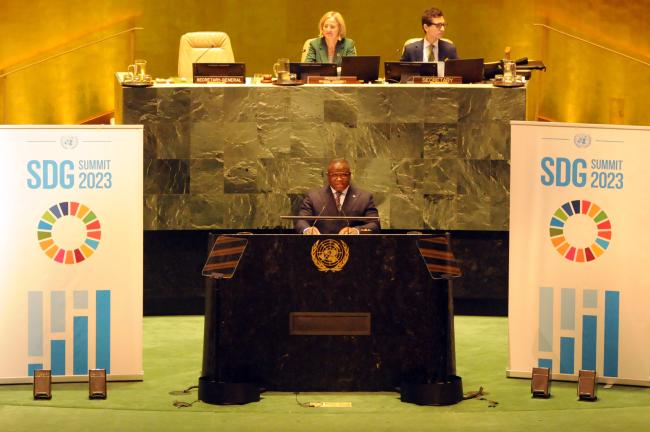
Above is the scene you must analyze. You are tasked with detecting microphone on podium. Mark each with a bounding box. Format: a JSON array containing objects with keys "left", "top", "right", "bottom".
[
  {"left": 338, "top": 195, "right": 358, "bottom": 235},
  {"left": 305, "top": 204, "right": 326, "bottom": 234},
  {"left": 339, "top": 208, "right": 358, "bottom": 234}
]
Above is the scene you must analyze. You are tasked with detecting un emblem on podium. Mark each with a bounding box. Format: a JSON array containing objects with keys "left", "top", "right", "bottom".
[{"left": 311, "top": 239, "right": 350, "bottom": 272}]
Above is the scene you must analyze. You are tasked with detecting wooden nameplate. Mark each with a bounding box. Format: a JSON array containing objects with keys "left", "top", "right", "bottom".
[
  {"left": 408, "top": 76, "right": 463, "bottom": 84},
  {"left": 194, "top": 76, "right": 245, "bottom": 84},
  {"left": 307, "top": 76, "right": 359, "bottom": 84}
]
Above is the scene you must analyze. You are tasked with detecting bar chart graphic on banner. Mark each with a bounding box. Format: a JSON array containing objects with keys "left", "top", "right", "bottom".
[
  {"left": 27, "top": 290, "right": 111, "bottom": 377},
  {"left": 537, "top": 287, "right": 619, "bottom": 377}
]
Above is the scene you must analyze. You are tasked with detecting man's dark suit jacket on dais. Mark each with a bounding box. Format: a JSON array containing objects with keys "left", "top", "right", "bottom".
[
  {"left": 295, "top": 185, "right": 380, "bottom": 234},
  {"left": 400, "top": 38, "right": 458, "bottom": 62}
]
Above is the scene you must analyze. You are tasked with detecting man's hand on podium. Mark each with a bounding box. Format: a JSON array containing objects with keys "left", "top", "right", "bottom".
[
  {"left": 338, "top": 227, "right": 360, "bottom": 235},
  {"left": 303, "top": 226, "right": 321, "bottom": 235}
]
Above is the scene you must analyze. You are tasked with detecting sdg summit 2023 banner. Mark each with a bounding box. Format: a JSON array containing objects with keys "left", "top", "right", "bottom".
[
  {"left": 0, "top": 126, "right": 143, "bottom": 383},
  {"left": 508, "top": 121, "right": 650, "bottom": 385}
]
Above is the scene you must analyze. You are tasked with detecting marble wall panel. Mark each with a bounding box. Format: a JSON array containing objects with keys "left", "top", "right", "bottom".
[
  {"left": 224, "top": 159, "right": 260, "bottom": 193},
  {"left": 372, "top": 192, "right": 390, "bottom": 229},
  {"left": 222, "top": 87, "right": 290, "bottom": 123},
  {"left": 355, "top": 89, "right": 391, "bottom": 123},
  {"left": 258, "top": 122, "right": 292, "bottom": 156},
  {"left": 456, "top": 159, "right": 492, "bottom": 196},
  {"left": 389, "top": 193, "right": 425, "bottom": 229},
  {"left": 189, "top": 159, "right": 223, "bottom": 194},
  {"left": 423, "top": 123, "right": 459, "bottom": 159},
  {"left": 389, "top": 123, "right": 424, "bottom": 159},
  {"left": 223, "top": 194, "right": 255, "bottom": 228},
  {"left": 488, "top": 160, "right": 511, "bottom": 230},
  {"left": 120, "top": 85, "right": 526, "bottom": 231},
  {"left": 486, "top": 88, "right": 527, "bottom": 120},
  {"left": 143, "top": 194, "right": 192, "bottom": 230},
  {"left": 251, "top": 193, "right": 294, "bottom": 228},
  {"left": 424, "top": 88, "right": 460, "bottom": 123},
  {"left": 123, "top": 89, "right": 158, "bottom": 123},
  {"left": 324, "top": 99, "right": 358, "bottom": 128},
  {"left": 459, "top": 120, "right": 511, "bottom": 159},
  {"left": 285, "top": 158, "right": 328, "bottom": 194},
  {"left": 288, "top": 90, "right": 325, "bottom": 122},
  {"left": 256, "top": 157, "right": 291, "bottom": 194},
  {"left": 144, "top": 159, "right": 189, "bottom": 195},
  {"left": 387, "top": 88, "right": 424, "bottom": 123},
  {"left": 458, "top": 88, "right": 491, "bottom": 123},
  {"left": 422, "top": 158, "right": 459, "bottom": 195},
  {"left": 190, "top": 87, "right": 225, "bottom": 123},
  {"left": 392, "top": 158, "right": 425, "bottom": 194},
  {"left": 424, "top": 194, "right": 457, "bottom": 230},
  {"left": 455, "top": 193, "right": 492, "bottom": 230},
  {"left": 329, "top": 122, "right": 362, "bottom": 160},
  {"left": 152, "top": 89, "right": 192, "bottom": 159},
  {"left": 353, "top": 123, "right": 391, "bottom": 158},
  {"left": 189, "top": 120, "right": 225, "bottom": 159},
  {"left": 353, "top": 158, "right": 394, "bottom": 195},
  {"left": 289, "top": 122, "right": 330, "bottom": 158},
  {"left": 187, "top": 192, "right": 226, "bottom": 229}
]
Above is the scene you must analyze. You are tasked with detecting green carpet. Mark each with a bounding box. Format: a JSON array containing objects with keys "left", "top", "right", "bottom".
[{"left": 1, "top": 316, "right": 649, "bottom": 431}]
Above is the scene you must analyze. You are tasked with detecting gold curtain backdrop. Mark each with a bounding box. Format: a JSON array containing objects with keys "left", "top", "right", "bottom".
[{"left": 1, "top": 0, "right": 648, "bottom": 125}]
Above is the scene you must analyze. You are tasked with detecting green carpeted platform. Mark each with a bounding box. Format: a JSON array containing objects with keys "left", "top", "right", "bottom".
[{"left": 1, "top": 316, "right": 649, "bottom": 431}]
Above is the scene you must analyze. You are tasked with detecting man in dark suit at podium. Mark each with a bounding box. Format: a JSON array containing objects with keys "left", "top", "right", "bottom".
[
  {"left": 295, "top": 159, "right": 380, "bottom": 235},
  {"left": 401, "top": 7, "right": 458, "bottom": 62}
]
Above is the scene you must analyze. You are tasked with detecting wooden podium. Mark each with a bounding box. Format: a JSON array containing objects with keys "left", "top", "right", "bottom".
[{"left": 198, "top": 233, "right": 463, "bottom": 405}]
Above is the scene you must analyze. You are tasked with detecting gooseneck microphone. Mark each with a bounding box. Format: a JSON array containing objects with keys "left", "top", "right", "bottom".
[
  {"left": 338, "top": 193, "right": 354, "bottom": 233},
  {"left": 306, "top": 204, "right": 327, "bottom": 233},
  {"left": 339, "top": 205, "right": 351, "bottom": 232},
  {"left": 194, "top": 44, "right": 215, "bottom": 64}
]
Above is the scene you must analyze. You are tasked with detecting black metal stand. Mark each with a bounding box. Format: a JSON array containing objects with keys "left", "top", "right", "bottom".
[
  {"left": 400, "top": 376, "right": 463, "bottom": 405},
  {"left": 198, "top": 378, "right": 260, "bottom": 405},
  {"left": 401, "top": 271, "right": 463, "bottom": 405},
  {"left": 198, "top": 250, "right": 260, "bottom": 405}
]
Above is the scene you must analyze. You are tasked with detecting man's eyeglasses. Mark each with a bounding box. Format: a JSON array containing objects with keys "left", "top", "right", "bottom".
[
  {"left": 328, "top": 172, "right": 351, "bottom": 179},
  {"left": 427, "top": 22, "right": 447, "bottom": 29}
]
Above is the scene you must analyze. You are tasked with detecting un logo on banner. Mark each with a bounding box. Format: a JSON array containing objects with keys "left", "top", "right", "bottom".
[
  {"left": 60, "top": 135, "right": 78, "bottom": 149},
  {"left": 574, "top": 134, "right": 591, "bottom": 148}
]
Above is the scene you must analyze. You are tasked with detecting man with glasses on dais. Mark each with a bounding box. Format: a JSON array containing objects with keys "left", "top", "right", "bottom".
[
  {"left": 401, "top": 7, "right": 458, "bottom": 62},
  {"left": 295, "top": 159, "right": 380, "bottom": 235}
]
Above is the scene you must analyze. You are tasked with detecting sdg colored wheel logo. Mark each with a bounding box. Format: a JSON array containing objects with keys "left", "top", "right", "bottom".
[
  {"left": 549, "top": 200, "right": 611, "bottom": 262},
  {"left": 37, "top": 202, "right": 102, "bottom": 264}
]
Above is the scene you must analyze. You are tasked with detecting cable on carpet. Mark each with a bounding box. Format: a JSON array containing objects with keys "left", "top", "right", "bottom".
[{"left": 463, "top": 386, "right": 499, "bottom": 408}]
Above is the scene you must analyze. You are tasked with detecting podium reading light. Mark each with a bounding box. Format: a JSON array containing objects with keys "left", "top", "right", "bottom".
[
  {"left": 577, "top": 370, "right": 597, "bottom": 401},
  {"left": 89, "top": 369, "right": 107, "bottom": 399},
  {"left": 531, "top": 367, "right": 551, "bottom": 398},
  {"left": 33, "top": 369, "right": 52, "bottom": 400},
  {"left": 202, "top": 236, "right": 248, "bottom": 280}
]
